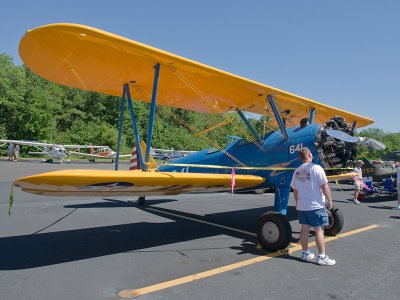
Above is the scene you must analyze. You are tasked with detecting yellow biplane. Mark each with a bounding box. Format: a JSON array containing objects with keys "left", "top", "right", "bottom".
[{"left": 14, "top": 23, "right": 383, "bottom": 250}]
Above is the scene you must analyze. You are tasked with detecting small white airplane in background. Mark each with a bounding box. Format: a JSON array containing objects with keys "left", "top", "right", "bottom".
[
  {"left": 69, "top": 146, "right": 131, "bottom": 162},
  {"left": 151, "top": 148, "right": 196, "bottom": 160},
  {"left": 72, "top": 146, "right": 195, "bottom": 162},
  {"left": 1, "top": 139, "right": 195, "bottom": 163},
  {"left": 0, "top": 139, "right": 89, "bottom": 163}
]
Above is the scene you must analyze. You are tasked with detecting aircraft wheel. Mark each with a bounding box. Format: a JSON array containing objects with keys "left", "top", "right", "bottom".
[
  {"left": 257, "top": 211, "right": 292, "bottom": 251},
  {"left": 254, "top": 188, "right": 265, "bottom": 194},
  {"left": 324, "top": 206, "right": 344, "bottom": 236},
  {"left": 138, "top": 196, "right": 146, "bottom": 206}
]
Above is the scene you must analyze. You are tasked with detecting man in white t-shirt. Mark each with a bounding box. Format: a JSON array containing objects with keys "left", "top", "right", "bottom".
[
  {"left": 353, "top": 160, "right": 364, "bottom": 204},
  {"left": 290, "top": 147, "right": 336, "bottom": 266}
]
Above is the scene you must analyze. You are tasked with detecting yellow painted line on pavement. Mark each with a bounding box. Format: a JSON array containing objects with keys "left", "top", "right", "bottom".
[
  {"left": 145, "top": 207, "right": 257, "bottom": 236},
  {"left": 288, "top": 224, "right": 379, "bottom": 248},
  {"left": 118, "top": 224, "right": 379, "bottom": 298},
  {"left": 118, "top": 246, "right": 302, "bottom": 299}
]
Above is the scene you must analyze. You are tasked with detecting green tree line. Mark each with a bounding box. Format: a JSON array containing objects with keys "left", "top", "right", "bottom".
[{"left": 1, "top": 53, "right": 399, "bottom": 159}]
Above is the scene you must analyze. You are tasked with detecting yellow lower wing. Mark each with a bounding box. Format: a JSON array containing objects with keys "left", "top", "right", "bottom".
[{"left": 14, "top": 170, "right": 265, "bottom": 196}]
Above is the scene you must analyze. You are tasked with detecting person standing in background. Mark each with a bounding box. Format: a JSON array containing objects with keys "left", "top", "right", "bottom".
[
  {"left": 353, "top": 160, "right": 364, "bottom": 204},
  {"left": 13, "top": 144, "right": 20, "bottom": 161},
  {"left": 7, "top": 143, "right": 14, "bottom": 161}
]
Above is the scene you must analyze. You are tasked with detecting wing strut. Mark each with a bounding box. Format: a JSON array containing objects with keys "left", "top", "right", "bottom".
[
  {"left": 267, "top": 95, "right": 288, "bottom": 139},
  {"left": 115, "top": 83, "right": 145, "bottom": 170},
  {"left": 125, "top": 83, "right": 145, "bottom": 170},
  {"left": 115, "top": 64, "right": 160, "bottom": 171},
  {"left": 144, "top": 63, "right": 160, "bottom": 171},
  {"left": 310, "top": 108, "right": 316, "bottom": 124},
  {"left": 351, "top": 121, "right": 357, "bottom": 134},
  {"left": 236, "top": 109, "right": 263, "bottom": 145},
  {"left": 115, "top": 88, "right": 126, "bottom": 170}
]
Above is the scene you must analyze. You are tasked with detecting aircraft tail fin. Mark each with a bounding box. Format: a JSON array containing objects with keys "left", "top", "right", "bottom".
[
  {"left": 129, "top": 141, "right": 158, "bottom": 171},
  {"left": 359, "top": 156, "right": 374, "bottom": 178},
  {"left": 140, "top": 140, "right": 158, "bottom": 170}
]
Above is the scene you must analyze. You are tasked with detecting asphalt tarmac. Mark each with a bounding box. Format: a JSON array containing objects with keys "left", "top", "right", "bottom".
[{"left": 0, "top": 159, "right": 399, "bottom": 300}]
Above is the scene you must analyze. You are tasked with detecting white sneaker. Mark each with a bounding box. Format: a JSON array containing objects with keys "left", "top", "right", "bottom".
[
  {"left": 317, "top": 255, "right": 336, "bottom": 266},
  {"left": 301, "top": 252, "right": 315, "bottom": 261},
  {"left": 394, "top": 205, "right": 400, "bottom": 210},
  {"left": 354, "top": 200, "right": 360, "bottom": 204}
]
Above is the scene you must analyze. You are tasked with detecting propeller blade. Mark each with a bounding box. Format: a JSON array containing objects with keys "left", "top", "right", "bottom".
[{"left": 326, "top": 129, "right": 359, "bottom": 143}]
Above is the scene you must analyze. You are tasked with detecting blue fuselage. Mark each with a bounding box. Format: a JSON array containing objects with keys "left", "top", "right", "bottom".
[{"left": 160, "top": 124, "right": 322, "bottom": 191}]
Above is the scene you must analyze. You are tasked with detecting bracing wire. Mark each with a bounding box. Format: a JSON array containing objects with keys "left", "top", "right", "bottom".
[
  {"left": 171, "top": 70, "right": 264, "bottom": 148},
  {"left": 131, "top": 84, "right": 233, "bottom": 162},
  {"left": 167, "top": 66, "right": 293, "bottom": 166},
  {"left": 169, "top": 69, "right": 292, "bottom": 168},
  {"left": 131, "top": 64, "right": 298, "bottom": 169},
  {"left": 157, "top": 105, "right": 247, "bottom": 167}
]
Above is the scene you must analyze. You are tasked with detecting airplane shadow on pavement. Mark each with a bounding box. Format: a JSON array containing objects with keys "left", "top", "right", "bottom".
[{"left": 0, "top": 198, "right": 298, "bottom": 270}]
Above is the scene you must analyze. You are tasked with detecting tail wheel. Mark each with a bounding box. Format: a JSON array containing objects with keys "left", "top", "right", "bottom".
[
  {"left": 138, "top": 196, "right": 146, "bottom": 206},
  {"left": 324, "top": 206, "right": 344, "bottom": 236},
  {"left": 257, "top": 211, "right": 292, "bottom": 251}
]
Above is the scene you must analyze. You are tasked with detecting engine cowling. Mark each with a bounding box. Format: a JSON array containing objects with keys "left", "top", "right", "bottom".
[{"left": 316, "top": 116, "right": 357, "bottom": 169}]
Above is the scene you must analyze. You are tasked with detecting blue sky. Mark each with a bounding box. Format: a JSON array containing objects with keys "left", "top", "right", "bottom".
[{"left": 1, "top": 0, "right": 399, "bottom": 133}]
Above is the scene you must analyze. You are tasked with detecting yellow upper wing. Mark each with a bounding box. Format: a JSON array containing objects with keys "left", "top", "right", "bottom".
[{"left": 19, "top": 23, "right": 374, "bottom": 128}]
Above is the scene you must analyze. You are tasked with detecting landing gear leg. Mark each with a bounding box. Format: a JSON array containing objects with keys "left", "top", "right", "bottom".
[
  {"left": 257, "top": 183, "right": 293, "bottom": 250},
  {"left": 138, "top": 196, "right": 146, "bottom": 206}
]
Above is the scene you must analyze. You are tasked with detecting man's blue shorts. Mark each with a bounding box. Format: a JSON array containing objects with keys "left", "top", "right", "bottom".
[{"left": 297, "top": 208, "right": 329, "bottom": 227}]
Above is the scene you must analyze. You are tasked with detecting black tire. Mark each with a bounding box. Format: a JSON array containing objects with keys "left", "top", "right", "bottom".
[
  {"left": 254, "top": 188, "right": 265, "bottom": 194},
  {"left": 324, "top": 206, "right": 344, "bottom": 236},
  {"left": 138, "top": 196, "right": 146, "bottom": 206},
  {"left": 257, "top": 211, "right": 292, "bottom": 251}
]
